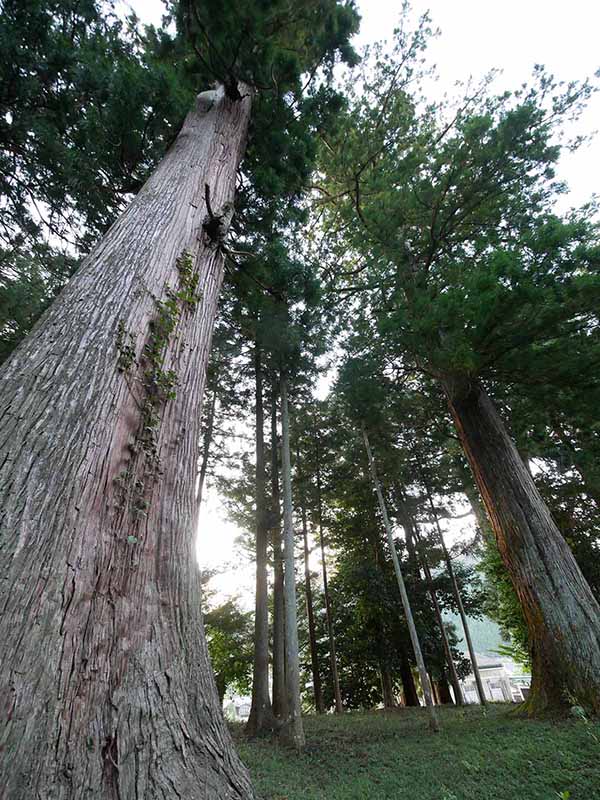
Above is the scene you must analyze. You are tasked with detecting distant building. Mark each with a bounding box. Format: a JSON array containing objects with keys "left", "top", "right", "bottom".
[
  {"left": 460, "top": 653, "right": 531, "bottom": 703},
  {"left": 223, "top": 694, "right": 252, "bottom": 722}
]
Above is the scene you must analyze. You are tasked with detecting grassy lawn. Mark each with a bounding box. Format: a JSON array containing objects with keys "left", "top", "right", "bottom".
[{"left": 233, "top": 705, "right": 599, "bottom": 800}]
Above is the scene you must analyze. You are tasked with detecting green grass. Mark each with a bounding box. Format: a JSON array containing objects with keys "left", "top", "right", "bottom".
[{"left": 233, "top": 705, "right": 600, "bottom": 800}]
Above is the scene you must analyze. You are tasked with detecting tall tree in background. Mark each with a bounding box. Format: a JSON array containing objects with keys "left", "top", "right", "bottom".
[
  {"left": 317, "top": 19, "right": 600, "bottom": 713},
  {"left": 314, "top": 420, "right": 345, "bottom": 713},
  {"left": 280, "top": 375, "right": 305, "bottom": 746},
  {"left": 0, "top": 0, "right": 359, "bottom": 794},
  {"left": 246, "top": 341, "right": 276, "bottom": 735},
  {"left": 270, "top": 383, "right": 289, "bottom": 721}
]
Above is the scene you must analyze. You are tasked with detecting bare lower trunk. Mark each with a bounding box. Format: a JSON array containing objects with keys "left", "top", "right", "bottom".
[
  {"left": 362, "top": 429, "right": 439, "bottom": 732},
  {"left": 400, "top": 649, "right": 420, "bottom": 706},
  {"left": 246, "top": 345, "right": 275, "bottom": 736},
  {"left": 279, "top": 378, "right": 305, "bottom": 748},
  {"left": 420, "top": 476, "right": 486, "bottom": 706},
  {"left": 301, "top": 501, "right": 324, "bottom": 713},
  {"left": 438, "top": 675, "right": 454, "bottom": 704},
  {"left": 316, "top": 435, "right": 344, "bottom": 713},
  {"left": 412, "top": 526, "right": 464, "bottom": 705},
  {"left": 380, "top": 665, "right": 396, "bottom": 709},
  {"left": 270, "top": 389, "right": 287, "bottom": 721},
  {"left": 195, "top": 365, "right": 218, "bottom": 513},
  {"left": 0, "top": 87, "right": 253, "bottom": 797},
  {"left": 445, "top": 379, "right": 600, "bottom": 714}
]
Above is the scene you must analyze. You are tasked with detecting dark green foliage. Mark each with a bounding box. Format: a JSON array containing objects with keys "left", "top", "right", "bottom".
[
  {"left": 204, "top": 599, "right": 254, "bottom": 704},
  {"left": 0, "top": 0, "right": 192, "bottom": 361},
  {"left": 0, "top": 0, "right": 191, "bottom": 250},
  {"left": 0, "top": 245, "right": 77, "bottom": 363}
]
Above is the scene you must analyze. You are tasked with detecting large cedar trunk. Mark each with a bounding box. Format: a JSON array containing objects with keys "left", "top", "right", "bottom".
[
  {"left": 246, "top": 345, "right": 275, "bottom": 735},
  {"left": 445, "top": 380, "right": 600, "bottom": 714},
  {"left": 0, "top": 87, "right": 254, "bottom": 798}
]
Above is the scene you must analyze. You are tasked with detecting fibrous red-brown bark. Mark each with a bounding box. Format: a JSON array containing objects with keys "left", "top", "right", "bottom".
[
  {"left": 0, "top": 87, "right": 254, "bottom": 798},
  {"left": 445, "top": 380, "right": 600, "bottom": 714}
]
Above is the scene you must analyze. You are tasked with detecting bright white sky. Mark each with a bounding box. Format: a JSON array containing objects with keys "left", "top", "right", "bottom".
[{"left": 124, "top": 0, "right": 600, "bottom": 605}]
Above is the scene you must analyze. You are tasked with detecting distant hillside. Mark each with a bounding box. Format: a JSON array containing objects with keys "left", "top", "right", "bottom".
[{"left": 444, "top": 613, "right": 509, "bottom": 657}]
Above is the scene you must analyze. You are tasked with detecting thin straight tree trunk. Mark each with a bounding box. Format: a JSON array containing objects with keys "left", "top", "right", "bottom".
[
  {"left": 380, "top": 665, "right": 396, "bottom": 709},
  {"left": 411, "top": 525, "right": 464, "bottom": 705},
  {"left": 400, "top": 649, "right": 420, "bottom": 706},
  {"left": 0, "top": 86, "right": 254, "bottom": 798},
  {"left": 246, "top": 344, "right": 275, "bottom": 736},
  {"left": 459, "top": 469, "right": 492, "bottom": 541},
  {"left": 279, "top": 377, "right": 305, "bottom": 748},
  {"left": 398, "top": 490, "right": 463, "bottom": 704},
  {"left": 437, "top": 674, "right": 454, "bottom": 705},
  {"left": 429, "top": 675, "right": 440, "bottom": 705},
  {"left": 422, "top": 479, "right": 486, "bottom": 707},
  {"left": 396, "top": 490, "right": 418, "bottom": 569},
  {"left": 300, "top": 498, "right": 325, "bottom": 713},
  {"left": 270, "top": 384, "right": 287, "bottom": 721},
  {"left": 315, "top": 434, "right": 344, "bottom": 713},
  {"left": 362, "top": 429, "right": 439, "bottom": 732},
  {"left": 196, "top": 363, "right": 218, "bottom": 513},
  {"left": 445, "top": 379, "right": 600, "bottom": 713}
]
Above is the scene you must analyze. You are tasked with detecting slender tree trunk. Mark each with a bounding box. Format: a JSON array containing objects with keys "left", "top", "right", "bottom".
[
  {"left": 437, "top": 674, "right": 454, "bottom": 705},
  {"left": 399, "top": 491, "right": 463, "bottom": 704},
  {"left": 459, "top": 469, "right": 492, "bottom": 540},
  {"left": 196, "top": 365, "right": 218, "bottom": 513},
  {"left": 315, "top": 435, "right": 344, "bottom": 713},
  {"left": 270, "top": 386, "right": 287, "bottom": 721},
  {"left": 396, "top": 489, "right": 418, "bottom": 570},
  {"left": 400, "top": 649, "right": 420, "bottom": 706},
  {"left": 444, "top": 379, "right": 600, "bottom": 714},
  {"left": 422, "top": 480, "right": 486, "bottom": 707},
  {"left": 0, "top": 86, "right": 254, "bottom": 798},
  {"left": 300, "top": 500, "right": 324, "bottom": 713},
  {"left": 411, "top": 526, "right": 464, "bottom": 705},
  {"left": 429, "top": 675, "right": 439, "bottom": 705},
  {"left": 246, "top": 345, "right": 275, "bottom": 736},
  {"left": 279, "top": 377, "right": 305, "bottom": 748},
  {"left": 362, "top": 429, "right": 439, "bottom": 732},
  {"left": 380, "top": 665, "right": 396, "bottom": 709}
]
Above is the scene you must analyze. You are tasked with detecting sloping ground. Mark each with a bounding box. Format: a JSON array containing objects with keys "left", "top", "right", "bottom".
[{"left": 233, "top": 705, "right": 599, "bottom": 800}]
